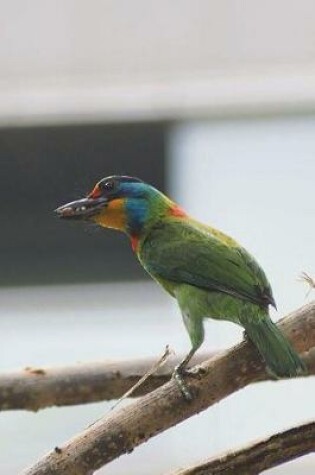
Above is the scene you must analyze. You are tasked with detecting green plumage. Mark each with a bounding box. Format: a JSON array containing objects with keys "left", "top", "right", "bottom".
[
  {"left": 138, "top": 216, "right": 306, "bottom": 378},
  {"left": 139, "top": 219, "right": 274, "bottom": 307}
]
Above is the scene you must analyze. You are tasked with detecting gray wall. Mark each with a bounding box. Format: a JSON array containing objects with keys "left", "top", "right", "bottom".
[{"left": 0, "top": 122, "right": 166, "bottom": 285}]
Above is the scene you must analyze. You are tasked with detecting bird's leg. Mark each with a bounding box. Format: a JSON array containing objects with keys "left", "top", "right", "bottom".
[
  {"left": 172, "top": 307, "right": 205, "bottom": 401},
  {"left": 173, "top": 348, "right": 196, "bottom": 401}
]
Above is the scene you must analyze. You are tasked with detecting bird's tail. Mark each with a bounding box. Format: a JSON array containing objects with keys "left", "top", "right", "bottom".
[{"left": 241, "top": 314, "right": 307, "bottom": 378}]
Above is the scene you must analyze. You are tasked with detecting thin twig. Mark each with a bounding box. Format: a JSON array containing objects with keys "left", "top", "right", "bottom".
[
  {"left": 299, "top": 272, "right": 315, "bottom": 297},
  {"left": 110, "top": 345, "right": 173, "bottom": 411}
]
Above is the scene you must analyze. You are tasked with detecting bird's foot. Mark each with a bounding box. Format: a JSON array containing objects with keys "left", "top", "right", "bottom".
[
  {"left": 187, "top": 364, "right": 207, "bottom": 377},
  {"left": 172, "top": 365, "right": 194, "bottom": 401}
]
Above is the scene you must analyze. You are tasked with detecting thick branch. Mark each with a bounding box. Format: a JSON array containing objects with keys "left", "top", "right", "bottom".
[
  {"left": 0, "top": 353, "right": 214, "bottom": 412},
  {"left": 170, "top": 421, "right": 315, "bottom": 475},
  {"left": 23, "top": 302, "right": 315, "bottom": 475}
]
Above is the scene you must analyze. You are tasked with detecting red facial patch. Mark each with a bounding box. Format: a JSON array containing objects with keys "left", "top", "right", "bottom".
[{"left": 88, "top": 185, "right": 101, "bottom": 199}]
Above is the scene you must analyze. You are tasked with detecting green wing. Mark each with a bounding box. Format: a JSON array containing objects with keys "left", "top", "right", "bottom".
[{"left": 139, "top": 219, "right": 275, "bottom": 309}]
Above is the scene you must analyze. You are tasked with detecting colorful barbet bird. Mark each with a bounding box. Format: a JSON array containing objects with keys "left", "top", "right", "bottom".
[{"left": 55, "top": 175, "right": 305, "bottom": 393}]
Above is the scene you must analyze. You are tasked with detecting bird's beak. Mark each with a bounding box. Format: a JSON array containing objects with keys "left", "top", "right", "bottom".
[{"left": 54, "top": 196, "right": 108, "bottom": 220}]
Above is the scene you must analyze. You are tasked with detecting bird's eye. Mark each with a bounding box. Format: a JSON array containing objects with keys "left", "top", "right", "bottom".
[{"left": 99, "top": 180, "right": 115, "bottom": 193}]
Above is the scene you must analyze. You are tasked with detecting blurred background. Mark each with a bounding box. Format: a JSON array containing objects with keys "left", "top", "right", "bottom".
[{"left": 0, "top": 1, "right": 314, "bottom": 473}]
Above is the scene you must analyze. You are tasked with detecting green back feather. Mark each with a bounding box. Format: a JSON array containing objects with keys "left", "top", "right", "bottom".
[{"left": 138, "top": 218, "right": 275, "bottom": 309}]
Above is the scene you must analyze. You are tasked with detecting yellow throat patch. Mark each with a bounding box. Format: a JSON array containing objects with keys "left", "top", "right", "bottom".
[{"left": 93, "top": 198, "right": 126, "bottom": 231}]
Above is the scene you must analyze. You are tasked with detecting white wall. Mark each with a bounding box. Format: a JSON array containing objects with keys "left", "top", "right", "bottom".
[
  {"left": 1, "top": 0, "right": 315, "bottom": 81},
  {"left": 1, "top": 0, "right": 315, "bottom": 124}
]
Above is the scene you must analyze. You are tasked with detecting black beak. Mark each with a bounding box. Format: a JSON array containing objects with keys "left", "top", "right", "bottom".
[{"left": 54, "top": 196, "right": 108, "bottom": 220}]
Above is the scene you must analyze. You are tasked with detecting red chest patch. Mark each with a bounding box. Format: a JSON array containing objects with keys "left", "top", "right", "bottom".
[
  {"left": 131, "top": 235, "right": 140, "bottom": 252},
  {"left": 169, "top": 204, "right": 187, "bottom": 218}
]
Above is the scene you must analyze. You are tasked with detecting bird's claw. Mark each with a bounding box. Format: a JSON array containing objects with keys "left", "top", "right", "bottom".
[
  {"left": 172, "top": 365, "right": 193, "bottom": 401},
  {"left": 188, "top": 364, "right": 207, "bottom": 377}
]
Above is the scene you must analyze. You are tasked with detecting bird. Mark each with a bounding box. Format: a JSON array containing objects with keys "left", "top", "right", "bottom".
[{"left": 55, "top": 175, "right": 306, "bottom": 398}]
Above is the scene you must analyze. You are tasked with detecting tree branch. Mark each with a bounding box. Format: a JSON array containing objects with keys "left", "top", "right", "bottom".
[
  {"left": 0, "top": 353, "right": 214, "bottom": 412},
  {"left": 169, "top": 421, "right": 315, "bottom": 475},
  {"left": 23, "top": 302, "right": 315, "bottom": 475}
]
